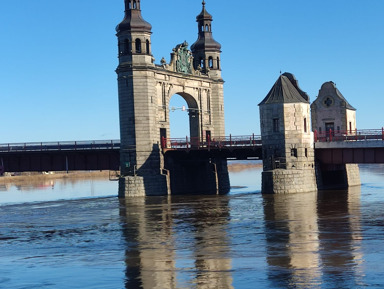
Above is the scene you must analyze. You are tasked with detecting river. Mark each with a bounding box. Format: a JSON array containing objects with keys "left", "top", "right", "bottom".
[{"left": 0, "top": 163, "right": 384, "bottom": 288}]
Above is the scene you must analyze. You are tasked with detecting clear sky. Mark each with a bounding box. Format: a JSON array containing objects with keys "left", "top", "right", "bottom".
[{"left": 0, "top": 0, "right": 383, "bottom": 143}]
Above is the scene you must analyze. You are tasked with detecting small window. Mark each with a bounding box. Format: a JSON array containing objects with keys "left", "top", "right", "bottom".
[
  {"left": 200, "top": 58, "right": 204, "bottom": 68},
  {"left": 349, "top": 122, "right": 352, "bottom": 133},
  {"left": 135, "top": 39, "right": 141, "bottom": 53},
  {"left": 205, "top": 24, "right": 209, "bottom": 31},
  {"left": 146, "top": 40, "right": 150, "bottom": 55},
  {"left": 124, "top": 39, "right": 130, "bottom": 55},
  {"left": 305, "top": 148, "right": 308, "bottom": 158},
  {"left": 304, "top": 118, "right": 307, "bottom": 133},
  {"left": 273, "top": 118, "right": 279, "bottom": 132},
  {"left": 208, "top": 57, "right": 213, "bottom": 68},
  {"left": 133, "top": 1, "right": 137, "bottom": 9},
  {"left": 217, "top": 57, "right": 220, "bottom": 70},
  {"left": 291, "top": 148, "right": 298, "bottom": 158}
]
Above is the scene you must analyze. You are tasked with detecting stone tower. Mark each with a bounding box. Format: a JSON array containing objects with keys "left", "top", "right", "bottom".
[
  {"left": 116, "top": 0, "right": 168, "bottom": 197},
  {"left": 311, "top": 81, "right": 360, "bottom": 188},
  {"left": 191, "top": 1, "right": 222, "bottom": 79},
  {"left": 116, "top": 0, "right": 228, "bottom": 197},
  {"left": 259, "top": 73, "right": 317, "bottom": 194}
]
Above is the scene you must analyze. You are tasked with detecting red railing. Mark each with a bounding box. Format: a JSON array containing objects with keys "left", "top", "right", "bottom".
[
  {"left": 314, "top": 129, "right": 384, "bottom": 142},
  {"left": 161, "top": 134, "right": 262, "bottom": 150}
]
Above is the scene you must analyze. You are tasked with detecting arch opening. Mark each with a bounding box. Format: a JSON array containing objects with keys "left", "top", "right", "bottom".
[{"left": 168, "top": 93, "right": 200, "bottom": 140}]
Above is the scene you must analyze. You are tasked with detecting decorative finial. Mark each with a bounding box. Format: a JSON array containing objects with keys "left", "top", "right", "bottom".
[{"left": 202, "top": 0, "right": 206, "bottom": 7}]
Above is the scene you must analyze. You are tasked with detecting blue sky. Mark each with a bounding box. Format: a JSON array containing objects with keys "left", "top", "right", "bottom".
[{"left": 0, "top": 0, "right": 383, "bottom": 142}]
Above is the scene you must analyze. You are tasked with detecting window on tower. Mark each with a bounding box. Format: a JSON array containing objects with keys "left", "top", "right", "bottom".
[
  {"left": 304, "top": 117, "right": 307, "bottom": 133},
  {"left": 124, "top": 39, "right": 130, "bottom": 55},
  {"left": 146, "top": 40, "right": 150, "bottom": 55},
  {"left": 133, "top": 1, "right": 137, "bottom": 9},
  {"left": 217, "top": 57, "right": 220, "bottom": 70},
  {"left": 135, "top": 39, "right": 141, "bottom": 53},
  {"left": 273, "top": 118, "right": 279, "bottom": 132},
  {"left": 208, "top": 57, "right": 213, "bottom": 69}
]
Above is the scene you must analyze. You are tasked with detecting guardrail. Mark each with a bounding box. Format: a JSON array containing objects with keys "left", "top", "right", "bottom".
[
  {"left": 161, "top": 134, "right": 262, "bottom": 150},
  {"left": 0, "top": 140, "right": 120, "bottom": 153},
  {"left": 314, "top": 129, "right": 384, "bottom": 142}
]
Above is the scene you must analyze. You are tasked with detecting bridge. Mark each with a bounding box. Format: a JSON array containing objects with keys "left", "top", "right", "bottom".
[
  {"left": 1, "top": 129, "right": 383, "bottom": 175},
  {"left": 0, "top": 140, "right": 120, "bottom": 174},
  {"left": 314, "top": 129, "right": 384, "bottom": 164}
]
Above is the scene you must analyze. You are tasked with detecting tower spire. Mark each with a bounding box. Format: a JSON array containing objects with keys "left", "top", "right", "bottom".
[
  {"left": 116, "top": 0, "right": 152, "bottom": 33},
  {"left": 191, "top": 1, "right": 222, "bottom": 77}
]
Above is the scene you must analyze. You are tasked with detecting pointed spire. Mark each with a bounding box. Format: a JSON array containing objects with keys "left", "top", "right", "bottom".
[
  {"left": 259, "top": 73, "right": 310, "bottom": 105},
  {"left": 197, "top": 0, "right": 213, "bottom": 21},
  {"left": 116, "top": 0, "right": 152, "bottom": 33}
]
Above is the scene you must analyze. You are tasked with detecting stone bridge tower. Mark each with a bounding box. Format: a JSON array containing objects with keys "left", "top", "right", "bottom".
[
  {"left": 259, "top": 73, "right": 317, "bottom": 194},
  {"left": 311, "top": 81, "right": 361, "bottom": 188},
  {"left": 116, "top": 0, "right": 228, "bottom": 197}
]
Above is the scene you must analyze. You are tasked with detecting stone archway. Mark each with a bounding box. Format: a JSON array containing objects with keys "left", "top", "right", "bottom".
[{"left": 168, "top": 92, "right": 200, "bottom": 140}]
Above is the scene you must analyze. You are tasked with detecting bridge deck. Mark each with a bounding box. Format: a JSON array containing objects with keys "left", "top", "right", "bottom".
[
  {"left": 0, "top": 140, "right": 120, "bottom": 173},
  {"left": 1, "top": 129, "right": 384, "bottom": 173}
]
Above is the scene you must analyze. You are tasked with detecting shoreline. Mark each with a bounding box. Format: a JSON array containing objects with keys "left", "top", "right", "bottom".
[{"left": 0, "top": 162, "right": 262, "bottom": 184}]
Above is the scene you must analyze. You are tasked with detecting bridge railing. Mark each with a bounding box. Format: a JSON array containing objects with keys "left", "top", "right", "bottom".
[
  {"left": 314, "top": 129, "right": 384, "bottom": 142},
  {"left": 161, "top": 134, "right": 262, "bottom": 150},
  {"left": 0, "top": 140, "right": 120, "bottom": 152}
]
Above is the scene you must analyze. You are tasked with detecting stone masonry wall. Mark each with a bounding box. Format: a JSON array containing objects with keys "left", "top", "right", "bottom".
[
  {"left": 345, "top": 164, "right": 361, "bottom": 187},
  {"left": 119, "top": 175, "right": 168, "bottom": 197},
  {"left": 262, "top": 168, "right": 317, "bottom": 194}
]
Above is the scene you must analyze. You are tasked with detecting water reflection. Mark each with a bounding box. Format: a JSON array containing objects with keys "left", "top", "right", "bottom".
[
  {"left": 263, "top": 187, "right": 364, "bottom": 288},
  {"left": 263, "top": 192, "right": 321, "bottom": 288},
  {"left": 119, "top": 196, "right": 233, "bottom": 289},
  {"left": 318, "top": 186, "right": 365, "bottom": 288}
]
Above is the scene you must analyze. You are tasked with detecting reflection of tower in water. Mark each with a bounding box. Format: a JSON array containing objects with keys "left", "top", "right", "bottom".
[
  {"left": 263, "top": 192, "right": 321, "bottom": 288},
  {"left": 119, "top": 196, "right": 233, "bottom": 289},
  {"left": 120, "top": 197, "right": 176, "bottom": 289},
  {"left": 318, "top": 186, "right": 364, "bottom": 288}
]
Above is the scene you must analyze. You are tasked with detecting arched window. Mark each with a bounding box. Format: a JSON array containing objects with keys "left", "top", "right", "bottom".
[
  {"left": 124, "top": 39, "right": 130, "bottom": 55},
  {"left": 135, "top": 39, "right": 141, "bottom": 53},
  {"left": 146, "top": 40, "right": 150, "bottom": 55},
  {"left": 128, "top": 1, "right": 132, "bottom": 9},
  {"left": 205, "top": 24, "right": 209, "bottom": 31},
  {"left": 217, "top": 57, "right": 220, "bottom": 69},
  {"left": 200, "top": 58, "right": 204, "bottom": 69},
  {"left": 208, "top": 57, "right": 213, "bottom": 69},
  {"left": 133, "top": 1, "right": 137, "bottom": 9}
]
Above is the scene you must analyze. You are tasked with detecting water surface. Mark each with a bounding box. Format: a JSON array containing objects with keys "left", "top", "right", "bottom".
[{"left": 1, "top": 164, "right": 384, "bottom": 288}]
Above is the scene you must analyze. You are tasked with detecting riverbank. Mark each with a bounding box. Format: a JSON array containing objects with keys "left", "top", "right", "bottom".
[
  {"left": 0, "top": 171, "right": 112, "bottom": 185},
  {"left": 0, "top": 162, "right": 261, "bottom": 185}
]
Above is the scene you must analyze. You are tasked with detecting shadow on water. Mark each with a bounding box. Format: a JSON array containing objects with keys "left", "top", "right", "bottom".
[
  {"left": 119, "top": 195, "right": 234, "bottom": 289},
  {"left": 262, "top": 186, "right": 365, "bottom": 289}
]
